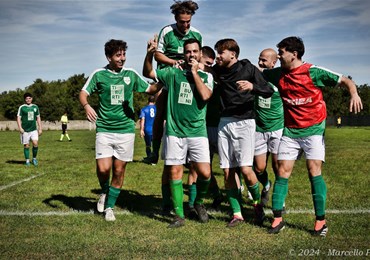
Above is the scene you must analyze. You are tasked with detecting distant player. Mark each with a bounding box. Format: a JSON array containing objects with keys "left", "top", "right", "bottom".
[
  {"left": 139, "top": 96, "right": 156, "bottom": 159},
  {"left": 17, "top": 92, "right": 42, "bottom": 166},
  {"left": 60, "top": 112, "right": 72, "bottom": 142}
]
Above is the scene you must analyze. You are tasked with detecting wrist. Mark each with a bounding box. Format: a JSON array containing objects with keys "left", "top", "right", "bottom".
[{"left": 83, "top": 103, "right": 89, "bottom": 108}]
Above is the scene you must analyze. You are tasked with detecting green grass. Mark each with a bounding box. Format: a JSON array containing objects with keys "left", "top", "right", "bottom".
[{"left": 0, "top": 127, "right": 369, "bottom": 259}]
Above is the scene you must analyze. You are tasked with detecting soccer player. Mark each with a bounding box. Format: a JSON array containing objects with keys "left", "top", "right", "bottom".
[
  {"left": 144, "top": 0, "right": 203, "bottom": 217},
  {"left": 144, "top": 0, "right": 202, "bottom": 165},
  {"left": 139, "top": 95, "right": 156, "bottom": 159},
  {"left": 254, "top": 48, "right": 284, "bottom": 207},
  {"left": 79, "top": 39, "right": 162, "bottom": 222},
  {"left": 144, "top": 37, "right": 213, "bottom": 228},
  {"left": 17, "top": 92, "right": 42, "bottom": 166},
  {"left": 187, "top": 46, "right": 224, "bottom": 215},
  {"left": 265, "top": 36, "right": 363, "bottom": 236},
  {"left": 59, "top": 112, "right": 72, "bottom": 142},
  {"left": 212, "top": 39, "right": 273, "bottom": 227}
]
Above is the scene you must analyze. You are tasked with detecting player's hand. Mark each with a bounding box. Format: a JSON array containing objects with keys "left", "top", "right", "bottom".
[
  {"left": 19, "top": 128, "right": 25, "bottom": 134},
  {"left": 173, "top": 60, "right": 185, "bottom": 70},
  {"left": 236, "top": 80, "right": 253, "bottom": 91},
  {"left": 140, "top": 130, "right": 145, "bottom": 138},
  {"left": 189, "top": 58, "right": 199, "bottom": 73},
  {"left": 147, "top": 35, "right": 158, "bottom": 53},
  {"left": 38, "top": 129, "right": 42, "bottom": 136},
  {"left": 84, "top": 104, "right": 98, "bottom": 122},
  {"left": 349, "top": 93, "right": 363, "bottom": 114}
]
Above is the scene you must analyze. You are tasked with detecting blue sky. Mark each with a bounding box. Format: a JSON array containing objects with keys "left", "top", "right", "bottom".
[{"left": 0, "top": 0, "right": 369, "bottom": 93}]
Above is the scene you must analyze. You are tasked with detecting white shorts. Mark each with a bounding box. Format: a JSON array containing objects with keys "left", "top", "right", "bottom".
[
  {"left": 95, "top": 132, "right": 135, "bottom": 161},
  {"left": 218, "top": 118, "right": 255, "bottom": 168},
  {"left": 254, "top": 129, "right": 283, "bottom": 156},
  {"left": 277, "top": 135, "right": 325, "bottom": 161},
  {"left": 207, "top": 126, "right": 218, "bottom": 158},
  {"left": 20, "top": 130, "right": 39, "bottom": 145},
  {"left": 163, "top": 135, "right": 210, "bottom": 165}
]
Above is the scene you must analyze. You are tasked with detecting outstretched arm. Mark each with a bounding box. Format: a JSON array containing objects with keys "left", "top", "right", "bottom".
[{"left": 340, "top": 76, "right": 363, "bottom": 114}]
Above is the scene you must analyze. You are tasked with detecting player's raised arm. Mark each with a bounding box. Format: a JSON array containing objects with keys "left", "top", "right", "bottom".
[{"left": 143, "top": 36, "right": 158, "bottom": 80}]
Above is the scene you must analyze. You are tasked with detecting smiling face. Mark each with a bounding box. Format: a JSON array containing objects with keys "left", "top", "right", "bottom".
[
  {"left": 258, "top": 49, "right": 277, "bottom": 69},
  {"left": 215, "top": 49, "right": 236, "bottom": 68},
  {"left": 107, "top": 49, "right": 126, "bottom": 72},
  {"left": 278, "top": 47, "right": 295, "bottom": 69}
]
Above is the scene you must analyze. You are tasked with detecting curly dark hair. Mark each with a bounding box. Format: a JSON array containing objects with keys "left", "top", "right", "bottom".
[
  {"left": 170, "top": 0, "right": 199, "bottom": 16},
  {"left": 104, "top": 39, "right": 127, "bottom": 57}
]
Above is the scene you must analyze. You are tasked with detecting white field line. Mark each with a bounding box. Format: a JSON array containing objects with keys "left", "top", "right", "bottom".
[
  {"left": 0, "top": 208, "right": 369, "bottom": 217},
  {"left": 0, "top": 173, "right": 45, "bottom": 191}
]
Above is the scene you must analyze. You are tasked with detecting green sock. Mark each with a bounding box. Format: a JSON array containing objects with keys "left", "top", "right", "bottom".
[
  {"left": 310, "top": 175, "right": 327, "bottom": 218},
  {"left": 257, "top": 170, "right": 269, "bottom": 188},
  {"left": 161, "top": 183, "right": 172, "bottom": 208},
  {"left": 152, "top": 139, "right": 161, "bottom": 156},
  {"left": 32, "top": 146, "right": 38, "bottom": 158},
  {"left": 272, "top": 176, "right": 289, "bottom": 211},
  {"left": 195, "top": 178, "right": 210, "bottom": 205},
  {"left": 105, "top": 186, "right": 121, "bottom": 209},
  {"left": 99, "top": 179, "right": 109, "bottom": 194},
  {"left": 60, "top": 134, "right": 64, "bottom": 141},
  {"left": 170, "top": 179, "right": 184, "bottom": 218},
  {"left": 226, "top": 188, "right": 241, "bottom": 214},
  {"left": 248, "top": 182, "right": 261, "bottom": 204},
  {"left": 188, "top": 183, "right": 197, "bottom": 208},
  {"left": 24, "top": 147, "right": 30, "bottom": 160},
  {"left": 66, "top": 134, "right": 70, "bottom": 140}
]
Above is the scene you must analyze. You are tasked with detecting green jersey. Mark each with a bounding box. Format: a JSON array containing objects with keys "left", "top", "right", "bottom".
[
  {"left": 17, "top": 104, "right": 40, "bottom": 132},
  {"left": 157, "top": 24, "right": 202, "bottom": 69},
  {"left": 156, "top": 67, "right": 213, "bottom": 138},
  {"left": 255, "top": 83, "right": 284, "bottom": 132},
  {"left": 82, "top": 66, "right": 150, "bottom": 134}
]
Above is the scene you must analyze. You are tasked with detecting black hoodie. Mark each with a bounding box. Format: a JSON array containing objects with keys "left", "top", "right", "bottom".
[{"left": 213, "top": 59, "right": 273, "bottom": 119}]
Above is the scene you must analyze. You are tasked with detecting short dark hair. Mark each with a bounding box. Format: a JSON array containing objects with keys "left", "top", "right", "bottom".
[
  {"left": 170, "top": 0, "right": 199, "bottom": 16},
  {"left": 148, "top": 95, "right": 155, "bottom": 103},
  {"left": 214, "top": 39, "right": 240, "bottom": 58},
  {"left": 184, "top": 38, "right": 201, "bottom": 50},
  {"left": 24, "top": 92, "right": 32, "bottom": 99},
  {"left": 201, "top": 46, "right": 215, "bottom": 60},
  {"left": 277, "top": 36, "right": 305, "bottom": 59},
  {"left": 104, "top": 39, "right": 127, "bottom": 57}
]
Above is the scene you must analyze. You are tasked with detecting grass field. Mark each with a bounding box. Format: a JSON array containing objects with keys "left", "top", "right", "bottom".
[{"left": 0, "top": 127, "right": 369, "bottom": 259}]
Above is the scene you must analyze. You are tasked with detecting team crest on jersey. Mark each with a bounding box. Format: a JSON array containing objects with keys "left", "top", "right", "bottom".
[{"left": 124, "top": 77, "right": 131, "bottom": 85}]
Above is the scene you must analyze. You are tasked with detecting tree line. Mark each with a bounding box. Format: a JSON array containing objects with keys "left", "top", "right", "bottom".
[{"left": 0, "top": 74, "right": 369, "bottom": 122}]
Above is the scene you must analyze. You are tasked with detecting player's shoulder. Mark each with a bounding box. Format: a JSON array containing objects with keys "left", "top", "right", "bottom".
[
  {"left": 88, "top": 67, "right": 108, "bottom": 78},
  {"left": 159, "top": 24, "right": 176, "bottom": 36},
  {"left": 189, "top": 26, "right": 201, "bottom": 34}
]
